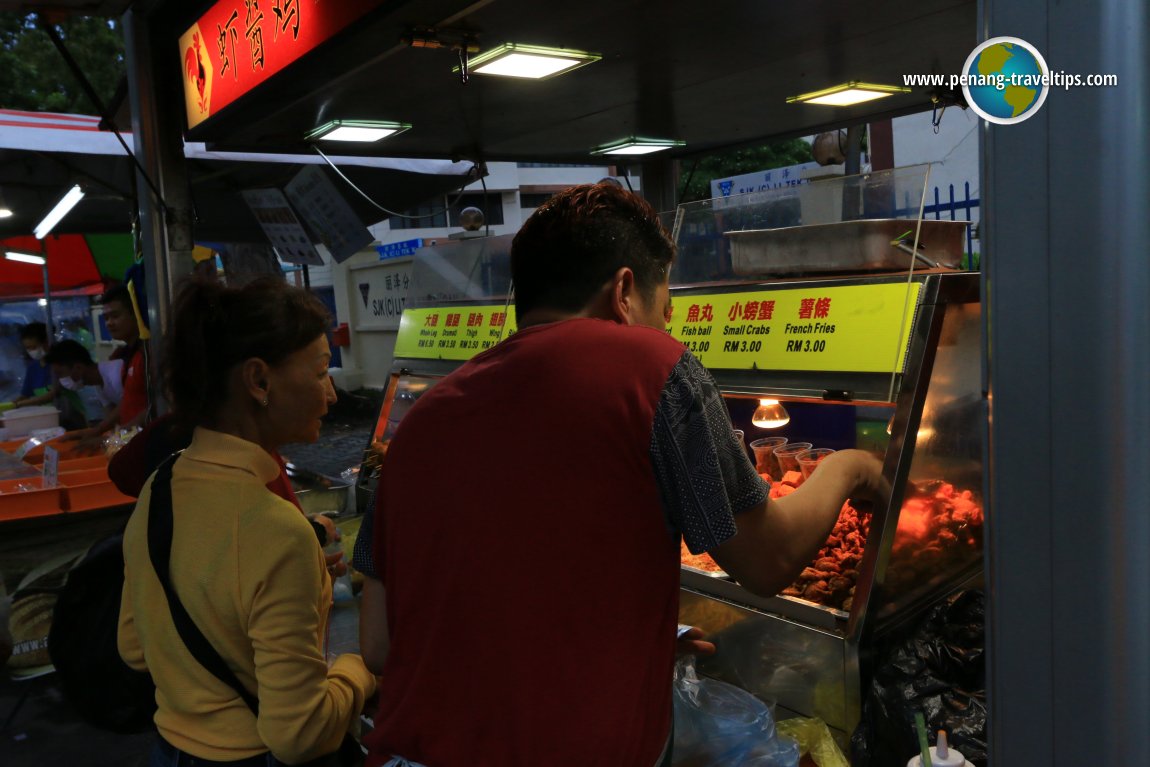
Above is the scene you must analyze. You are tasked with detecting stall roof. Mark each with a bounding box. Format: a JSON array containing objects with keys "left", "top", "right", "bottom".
[
  {"left": 0, "top": 109, "right": 479, "bottom": 242},
  {"left": 150, "top": 0, "right": 977, "bottom": 164},
  {"left": 0, "top": 0, "right": 978, "bottom": 165}
]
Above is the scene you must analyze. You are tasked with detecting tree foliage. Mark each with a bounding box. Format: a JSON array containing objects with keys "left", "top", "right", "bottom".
[
  {"left": 678, "top": 139, "right": 814, "bottom": 203},
  {"left": 0, "top": 13, "right": 125, "bottom": 114}
]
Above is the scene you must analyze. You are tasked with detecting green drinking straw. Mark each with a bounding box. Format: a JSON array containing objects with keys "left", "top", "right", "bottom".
[{"left": 914, "top": 711, "right": 933, "bottom": 767}]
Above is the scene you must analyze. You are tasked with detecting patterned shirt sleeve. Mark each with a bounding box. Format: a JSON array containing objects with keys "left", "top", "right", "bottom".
[
  {"left": 351, "top": 487, "right": 378, "bottom": 578},
  {"left": 650, "top": 351, "right": 768, "bottom": 554}
]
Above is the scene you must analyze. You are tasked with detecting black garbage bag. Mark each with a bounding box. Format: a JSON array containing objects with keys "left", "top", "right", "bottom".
[{"left": 850, "top": 590, "right": 987, "bottom": 766}]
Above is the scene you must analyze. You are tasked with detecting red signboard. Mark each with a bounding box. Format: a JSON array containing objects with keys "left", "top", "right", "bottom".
[{"left": 180, "top": 0, "right": 386, "bottom": 130}]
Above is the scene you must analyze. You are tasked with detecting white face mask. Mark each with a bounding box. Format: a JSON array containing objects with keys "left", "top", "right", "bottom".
[
  {"left": 27, "top": 348, "right": 45, "bottom": 361},
  {"left": 58, "top": 376, "right": 80, "bottom": 391}
]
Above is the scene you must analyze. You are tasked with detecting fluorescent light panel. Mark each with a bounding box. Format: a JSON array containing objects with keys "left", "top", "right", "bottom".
[
  {"left": 306, "top": 120, "right": 412, "bottom": 143},
  {"left": 467, "top": 44, "right": 600, "bottom": 80},
  {"left": 591, "top": 137, "right": 686, "bottom": 156},
  {"left": 0, "top": 208, "right": 12, "bottom": 219},
  {"left": 34, "top": 184, "right": 84, "bottom": 239},
  {"left": 4, "top": 250, "right": 46, "bottom": 265},
  {"left": 787, "top": 81, "right": 911, "bottom": 106}
]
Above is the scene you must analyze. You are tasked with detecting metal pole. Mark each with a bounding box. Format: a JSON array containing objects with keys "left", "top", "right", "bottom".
[
  {"left": 41, "top": 261, "right": 53, "bottom": 344},
  {"left": 982, "top": 0, "right": 1150, "bottom": 763}
]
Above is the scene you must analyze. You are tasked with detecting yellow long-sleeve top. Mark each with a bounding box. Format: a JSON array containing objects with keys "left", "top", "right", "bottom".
[{"left": 118, "top": 427, "right": 376, "bottom": 764}]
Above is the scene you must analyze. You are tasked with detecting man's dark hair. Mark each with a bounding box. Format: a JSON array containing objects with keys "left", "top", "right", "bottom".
[
  {"left": 99, "top": 284, "right": 132, "bottom": 309},
  {"left": 44, "top": 339, "right": 94, "bottom": 367},
  {"left": 510, "top": 183, "right": 675, "bottom": 322},
  {"left": 18, "top": 321, "right": 48, "bottom": 346}
]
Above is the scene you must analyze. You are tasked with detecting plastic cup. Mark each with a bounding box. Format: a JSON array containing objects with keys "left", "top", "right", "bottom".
[
  {"left": 773, "top": 442, "right": 813, "bottom": 477},
  {"left": 796, "top": 448, "right": 836, "bottom": 481},
  {"left": 749, "top": 437, "right": 788, "bottom": 477}
]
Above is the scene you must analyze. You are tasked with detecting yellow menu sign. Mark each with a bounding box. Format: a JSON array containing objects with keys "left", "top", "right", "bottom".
[
  {"left": 667, "top": 283, "right": 921, "bottom": 373},
  {"left": 394, "top": 305, "right": 518, "bottom": 360},
  {"left": 393, "top": 283, "right": 920, "bottom": 372}
]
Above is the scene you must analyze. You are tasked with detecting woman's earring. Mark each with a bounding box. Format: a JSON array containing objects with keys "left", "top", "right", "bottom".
[{"left": 261, "top": 397, "right": 269, "bottom": 407}]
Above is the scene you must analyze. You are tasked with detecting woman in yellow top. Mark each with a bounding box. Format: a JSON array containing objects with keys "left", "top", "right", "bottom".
[{"left": 118, "top": 277, "right": 376, "bottom": 766}]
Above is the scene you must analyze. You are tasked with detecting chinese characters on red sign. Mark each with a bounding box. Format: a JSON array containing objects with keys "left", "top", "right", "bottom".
[{"left": 181, "top": 0, "right": 388, "bottom": 130}]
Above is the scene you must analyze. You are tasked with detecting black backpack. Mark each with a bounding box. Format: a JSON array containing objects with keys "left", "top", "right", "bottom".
[
  {"left": 47, "top": 531, "right": 157, "bottom": 733},
  {"left": 47, "top": 455, "right": 257, "bottom": 733}
]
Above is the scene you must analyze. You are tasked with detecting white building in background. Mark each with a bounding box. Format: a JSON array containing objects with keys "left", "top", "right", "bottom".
[
  {"left": 302, "top": 117, "right": 979, "bottom": 392},
  {"left": 891, "top": 109, "right": 981, "bottom": 262},
  {"left": 301, "top": 161, "right": 635, "bottom": 390}
]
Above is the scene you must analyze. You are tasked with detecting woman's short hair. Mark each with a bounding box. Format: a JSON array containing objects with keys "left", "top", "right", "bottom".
[
  {"left": 510, "top": 183, "right": 675, "bottom": 322},
  {"left": 162, "top": 277, "right": 330, "bottom": 426}
]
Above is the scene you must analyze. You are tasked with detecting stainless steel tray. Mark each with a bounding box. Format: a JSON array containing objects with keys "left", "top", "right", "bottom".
[
  {"left": 680, "top": 562, "right": 729, "bottom": 578},
  {"left": 727, "top": 218, "right": 968, "bottom": 276}
]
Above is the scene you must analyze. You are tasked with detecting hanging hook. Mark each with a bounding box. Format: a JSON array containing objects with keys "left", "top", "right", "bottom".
[
  {"left": 931, "top": 101, "right": 946, "bottom": 134},
  {"left": 457, "top": 46, "right": 470, "bottom": 85}
]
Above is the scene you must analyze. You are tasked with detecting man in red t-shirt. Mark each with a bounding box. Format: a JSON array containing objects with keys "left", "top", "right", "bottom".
[
  {"left": 360, "top": 184, "right": 885, "bottom": 767},
  {"left": 101, "top": 284, "right": 149, "bottom": 428}
]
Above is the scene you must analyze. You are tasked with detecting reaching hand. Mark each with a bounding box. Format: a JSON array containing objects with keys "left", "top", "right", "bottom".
[{"left": 676, "top": 626, "right": 716, "bottom": 657}]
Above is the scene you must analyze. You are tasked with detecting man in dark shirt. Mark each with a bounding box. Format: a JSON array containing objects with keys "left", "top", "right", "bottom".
[{"left": 359, "top": 183, "right": 884, "bottom": 767}]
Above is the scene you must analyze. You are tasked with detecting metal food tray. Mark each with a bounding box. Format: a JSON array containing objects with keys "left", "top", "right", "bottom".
[
  {"left": 727, "top": 218, "right": 968, "bottom": 276},
  {"left": 680, "top": 562, "right": 730, "bottom": 578}
]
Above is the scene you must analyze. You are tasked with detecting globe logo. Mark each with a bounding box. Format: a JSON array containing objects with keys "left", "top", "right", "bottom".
[{"left": 962, "top": 37, "right": 1050, "bottom": 124}]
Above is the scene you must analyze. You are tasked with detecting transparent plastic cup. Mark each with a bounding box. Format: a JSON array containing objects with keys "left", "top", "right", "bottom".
[
  {"left": 731, "top": 429, "right": 750, "bottom": 461},
  {"left": 749, "top": 437, "right": 788, "bottom": 477},
  {"left": 797, "top": 448, "right": 836, "bottom": 481},
  {"left": 773, "top": 442, "right": 813, "bottom": 477}
]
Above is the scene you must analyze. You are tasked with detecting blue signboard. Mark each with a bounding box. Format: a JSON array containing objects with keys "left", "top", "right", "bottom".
[{"left": 376, "top": 238, "right": 424, "bottom": 260}]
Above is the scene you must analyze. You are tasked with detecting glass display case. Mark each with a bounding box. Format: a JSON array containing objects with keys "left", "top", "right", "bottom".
[
  {"left": 668, "top": 166, "right": 981, "bottom": 738},
  {"left": 360, "top": 165, "right": 982, "bottom": 741}
]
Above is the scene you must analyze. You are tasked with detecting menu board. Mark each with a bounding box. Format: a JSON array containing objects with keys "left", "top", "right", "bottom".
[
  {"left": 393, "top": 283, "right": 920, "bottom": 373},
  {"left": 668, "top": 283, "right": 921, "bottom": 373},
  {"left": 393, "top": 305, "right": 517, "bottom": 361},
  {"left": 240, "top": 188, "right": 322, "bottom": 266}
]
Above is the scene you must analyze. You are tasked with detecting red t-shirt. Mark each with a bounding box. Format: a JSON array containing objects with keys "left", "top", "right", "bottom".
[
  {"left": 114, "top": 342, "right": 148, "bottom": 424},
  {"left": 367, "top": 319, "right": 688, "bottom": 767}
]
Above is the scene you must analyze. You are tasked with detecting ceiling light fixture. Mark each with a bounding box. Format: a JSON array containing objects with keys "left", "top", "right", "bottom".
[
  {"left": 305, "top": 120, "right": 412, "bottom": 143},
  {"left": 787, "top": 81, "right": 912, "bottom": 106},
  {"left": 34, "top": 184, "right": 85, "bottom": 239},
  {"left": 4, "top": 249, "right": 46, "bottom": 265},
  {"left": 464, "top": 43, "right": 600, "bottom": 80},
  {"left": 590, "top": 137, "right": 686, "bottom": 156},
  {"left": 0, "top": 189, "right": 12, "bottom": 219}
]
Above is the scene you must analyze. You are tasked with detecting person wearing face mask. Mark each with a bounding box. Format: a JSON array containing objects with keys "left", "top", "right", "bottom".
[
  {"left": 43, "top": 339, "right": 124, "bottom": 436},
  {"left": 11, "top": 322, "right": 53, "bottom": 408}
]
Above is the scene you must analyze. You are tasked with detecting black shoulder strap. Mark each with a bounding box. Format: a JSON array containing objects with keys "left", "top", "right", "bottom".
[{"left": 147, "top": 454, "right": 260, "bottom": 717}]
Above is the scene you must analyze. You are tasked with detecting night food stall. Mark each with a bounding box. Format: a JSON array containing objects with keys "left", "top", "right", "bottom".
[
  {"left": 665, "top": 166, "right": 982, "bottom": 744},
  {"left": 359, "top": 166, "right": 983, "bottom": 747},
  {"left": 0, "top": 0, "right": 1132, "bottom": 761}
]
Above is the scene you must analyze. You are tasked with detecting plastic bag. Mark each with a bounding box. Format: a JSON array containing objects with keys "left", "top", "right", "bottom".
[
  {"left": 672, "top": 656, "right": 799, "bottom": 767},
  {"left": 775, "top": 717, "right": 847, "bottom": 767},
  {"left": 850, "top": 589, "right": 986, "bottom": 766}
]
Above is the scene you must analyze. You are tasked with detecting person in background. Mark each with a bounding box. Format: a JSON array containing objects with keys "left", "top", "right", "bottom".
[
  {"left": 43, "top": 339, "right": 123, "bottom": 434},
  {"left": 359, "top": 183, "right": 885, "bottom": 767},
  {"left": 100, "top": 284, "right": 149, "bottom": 428},
  {"left": 11, "top": 322, "right": 52, "bottom": 407},
  {"left": 118, "top": 277, "right": 375, "bottom": 767}
]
